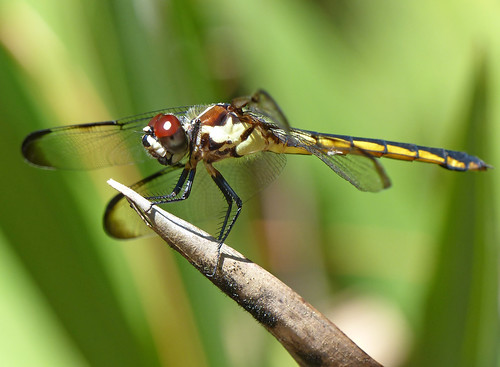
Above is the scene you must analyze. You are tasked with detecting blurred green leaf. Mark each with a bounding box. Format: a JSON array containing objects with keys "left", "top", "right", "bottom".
[{"left": 407, "top": 54, "right": 498, "bottom": 367}]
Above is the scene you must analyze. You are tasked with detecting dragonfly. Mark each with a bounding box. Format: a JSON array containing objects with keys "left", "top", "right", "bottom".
[{"left": 22, "top": 90, "right": 491, "bottom": 252}]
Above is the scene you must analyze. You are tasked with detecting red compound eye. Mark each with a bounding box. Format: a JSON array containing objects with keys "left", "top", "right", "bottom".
[{"left": 149, "top": 114, "right": 181, "bottom": 138}]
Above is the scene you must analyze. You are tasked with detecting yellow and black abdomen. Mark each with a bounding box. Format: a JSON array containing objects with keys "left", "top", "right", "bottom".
[
  {"left": 286, "top": 129, "right": 491, "bottom": 172},
  {"left": 323, "top": 134, "right": 490, "bottom": 171}
]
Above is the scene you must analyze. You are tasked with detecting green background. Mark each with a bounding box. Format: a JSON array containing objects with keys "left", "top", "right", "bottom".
[{"left": 1, "top": 0, "right": 498, "bottom": 366}]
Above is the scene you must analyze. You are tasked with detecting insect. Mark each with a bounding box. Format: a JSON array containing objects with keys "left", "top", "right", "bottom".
[{"left": 22, "top": 90, "right": 491, "bottom": 255}]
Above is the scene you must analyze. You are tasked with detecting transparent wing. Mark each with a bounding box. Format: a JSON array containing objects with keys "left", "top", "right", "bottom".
[
  {"left": 231, "top": 91, "right": 389, "bottom": 192},
  {"left": 232, "top": 89, "right": 291, "bottom": 132},
  {"left": 104, "top": 151, "right": 287, "bottom": 239},
  {"left": 274, "top": 128, "right": 391, "bottom": 192},
  {"left": 309, "top": 145, "right": 391, "bottom": 192},
  {"left": 104, "top": 165, "right": 185, "bottom": 239},
  {"left": 21, "top": 106, "right": 202, "bottom": 170}
]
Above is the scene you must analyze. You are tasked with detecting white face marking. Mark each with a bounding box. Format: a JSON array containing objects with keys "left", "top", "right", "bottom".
[
  {"left": 145, "top": 135, "right": 156, "bottom": 146},
  {"left": 144, "top": 135, "right": 166, "bottom": 157}
]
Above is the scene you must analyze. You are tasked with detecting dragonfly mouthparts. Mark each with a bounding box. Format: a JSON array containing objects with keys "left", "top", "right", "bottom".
[{"left": 142, "top": 130, "right": 166, "bottom": 158}]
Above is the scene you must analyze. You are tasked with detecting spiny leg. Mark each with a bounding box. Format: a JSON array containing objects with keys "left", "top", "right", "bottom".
[
  {"left": 147, "top": 167, "right": 196, "bottom": 204},
  {"left": 206, "top": 163, "right": 242, "bottom": 275},
  {"left": 211, "top": 171, "right": 242, "bottom": 245}
]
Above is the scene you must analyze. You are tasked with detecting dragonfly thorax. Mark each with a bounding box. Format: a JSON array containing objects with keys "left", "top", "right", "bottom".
[{"left": 142, "top": 113, "right": 188, "bottom": 165}]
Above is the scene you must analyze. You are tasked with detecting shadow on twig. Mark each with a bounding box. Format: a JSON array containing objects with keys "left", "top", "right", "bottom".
[{"left": 108, "top": 178, "right": 383, "bottom": 367}]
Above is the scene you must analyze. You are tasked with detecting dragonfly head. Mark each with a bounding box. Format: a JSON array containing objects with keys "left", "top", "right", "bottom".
[{"left": 142, "top": 113, "right": 188, "bottom": 165}]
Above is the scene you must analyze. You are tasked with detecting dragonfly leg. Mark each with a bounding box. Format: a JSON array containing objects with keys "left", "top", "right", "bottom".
[
  {"left": 205, "top": 163, "right": 242, "bottom": 276},
  {"left": 147, "top": 167, "right": 196, "bottom": 204}
]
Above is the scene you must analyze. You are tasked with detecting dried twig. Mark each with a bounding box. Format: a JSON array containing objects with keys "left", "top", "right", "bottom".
[{"left": 108, "top": 179, "right": 383, "bottom": 367}]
